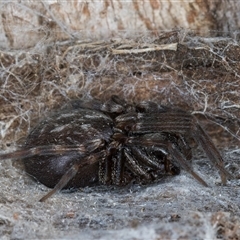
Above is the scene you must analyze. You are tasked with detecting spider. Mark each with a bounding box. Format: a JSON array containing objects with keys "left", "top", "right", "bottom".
[{"left": 0, "top": 96, "right": 233, "bottom": 201}]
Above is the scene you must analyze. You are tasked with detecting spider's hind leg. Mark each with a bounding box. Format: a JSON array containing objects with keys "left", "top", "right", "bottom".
[
  {"left": 39, "top": 163, "right": 80, "bottom": 202},
  {"left": 39, "top": 150, "right": 104, "bottom": 202}
]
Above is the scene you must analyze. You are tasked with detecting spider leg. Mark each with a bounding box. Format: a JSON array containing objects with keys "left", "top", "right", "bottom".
[
  {"left": 124, "top": 111, "right": 233, "bottom": 184},
  {"left": 192, "top": 121, "right": 234, "bottom": 184},
  {"left": 0, "top": 140, "right": 105, "bottom": 202},
  {"left": 0, "top": 139, "right": 104, "bottom": 161},
  {"left": 123, "top": 147, "right": 152, "bottom": 180},
  {"left": 39, "top": 163, "right": 80, "bottom": 202},
  {"left": 167, "top": 143, "right": 208, "bottom": 187},
  {"left": 0, "top": 145, "right": 88, "bottom": 161},
  {"left": 99, "top": 153, "right": 112, "bottom": 184},
  {"left": 99, "top": 139, "right": 125, "bottom": 185},
  {"left": 127, "top": 137, "right": 209, "bottom": 187},
  {"left": 122, "top": 111, "right": 192, "bottom": 134},
  {"left": 130, "top": 146, "right": 164, "bottom": 170},
  {"left": 39, "top": 151, "right": 105, "bottom": 202},
  {"left": 111, "top": 149, "right": 124, "bottom": 185}
]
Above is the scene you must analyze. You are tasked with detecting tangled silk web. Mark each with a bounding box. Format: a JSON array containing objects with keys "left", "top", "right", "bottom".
[
  {"left": 1, "top": 31, "right": 240, "bottom": 149},
  {"left": 0, "top": 30, "right": 240, "bottom": 239}
]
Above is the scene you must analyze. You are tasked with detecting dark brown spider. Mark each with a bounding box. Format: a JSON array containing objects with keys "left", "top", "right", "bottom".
[{"left": 0, "top": 96, "right": 233, "bottom": 201}]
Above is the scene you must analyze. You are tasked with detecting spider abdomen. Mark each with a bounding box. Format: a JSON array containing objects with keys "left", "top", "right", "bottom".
[{"left": 23, "top": 108, "right": 113, "bottom": 188}]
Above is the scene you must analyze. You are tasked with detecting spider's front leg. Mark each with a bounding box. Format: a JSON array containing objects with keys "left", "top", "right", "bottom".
[
  {"left": 119, "top": 110, "right": 233, "bottom": 185},
  {"left": 127, "top": 135, "right": 209, "bottom": 186},
  {"left": 191, "top": 117, "right": 234, "bottom": 184}
]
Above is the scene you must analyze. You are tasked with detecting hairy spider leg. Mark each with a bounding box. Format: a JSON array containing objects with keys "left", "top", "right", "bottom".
[
  {"left": 109, "top": 132, "right": 167, "bottom": 185},
  {"left": 123, "top": 148, "right": 152, "bottom": 180},
  {"left": 131, "top": 144, "right": 181, "bottom": 176},
  {"left": 0, "top": 138, "right": 105, "bottom": 162},
  {"left": 127, "top": 137, "right": 209, "bottom": 187},
  {"left": 126, "top": 111, "right": 232, "bottom": 184},
  {"left": 100, "top": 139, "right": 165, "bottom": 186},
  {"left": 98, "top": 140, "right": 125, "bottom": 185},
  {"left": 0, "top": 141, "right": 105, "bottom": 202},
  {"left": 111, "top": 149, "right": 125, "bottom": 185},
  {"left": 130, "top": 146, "right": 164, "bottom": 169},
  {"left": 39, "top": 150, "right": 105, "bottom": 202},
  {"left": 192, "top": 122, "right": 234, "bottom": 184},
  {"left": 39, "top": 163, "right": 80, "bottom": 202},
  {"left": 0, "top": 145, "right": 88, "bottom": 161},
  {"left": 99, "top": 152, "right": 112, "bottom": 184}
]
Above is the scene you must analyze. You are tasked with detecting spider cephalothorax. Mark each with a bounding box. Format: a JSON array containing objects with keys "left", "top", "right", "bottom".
[{"left": 0, "top": 96, "right": 233, "bottom": 201}]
